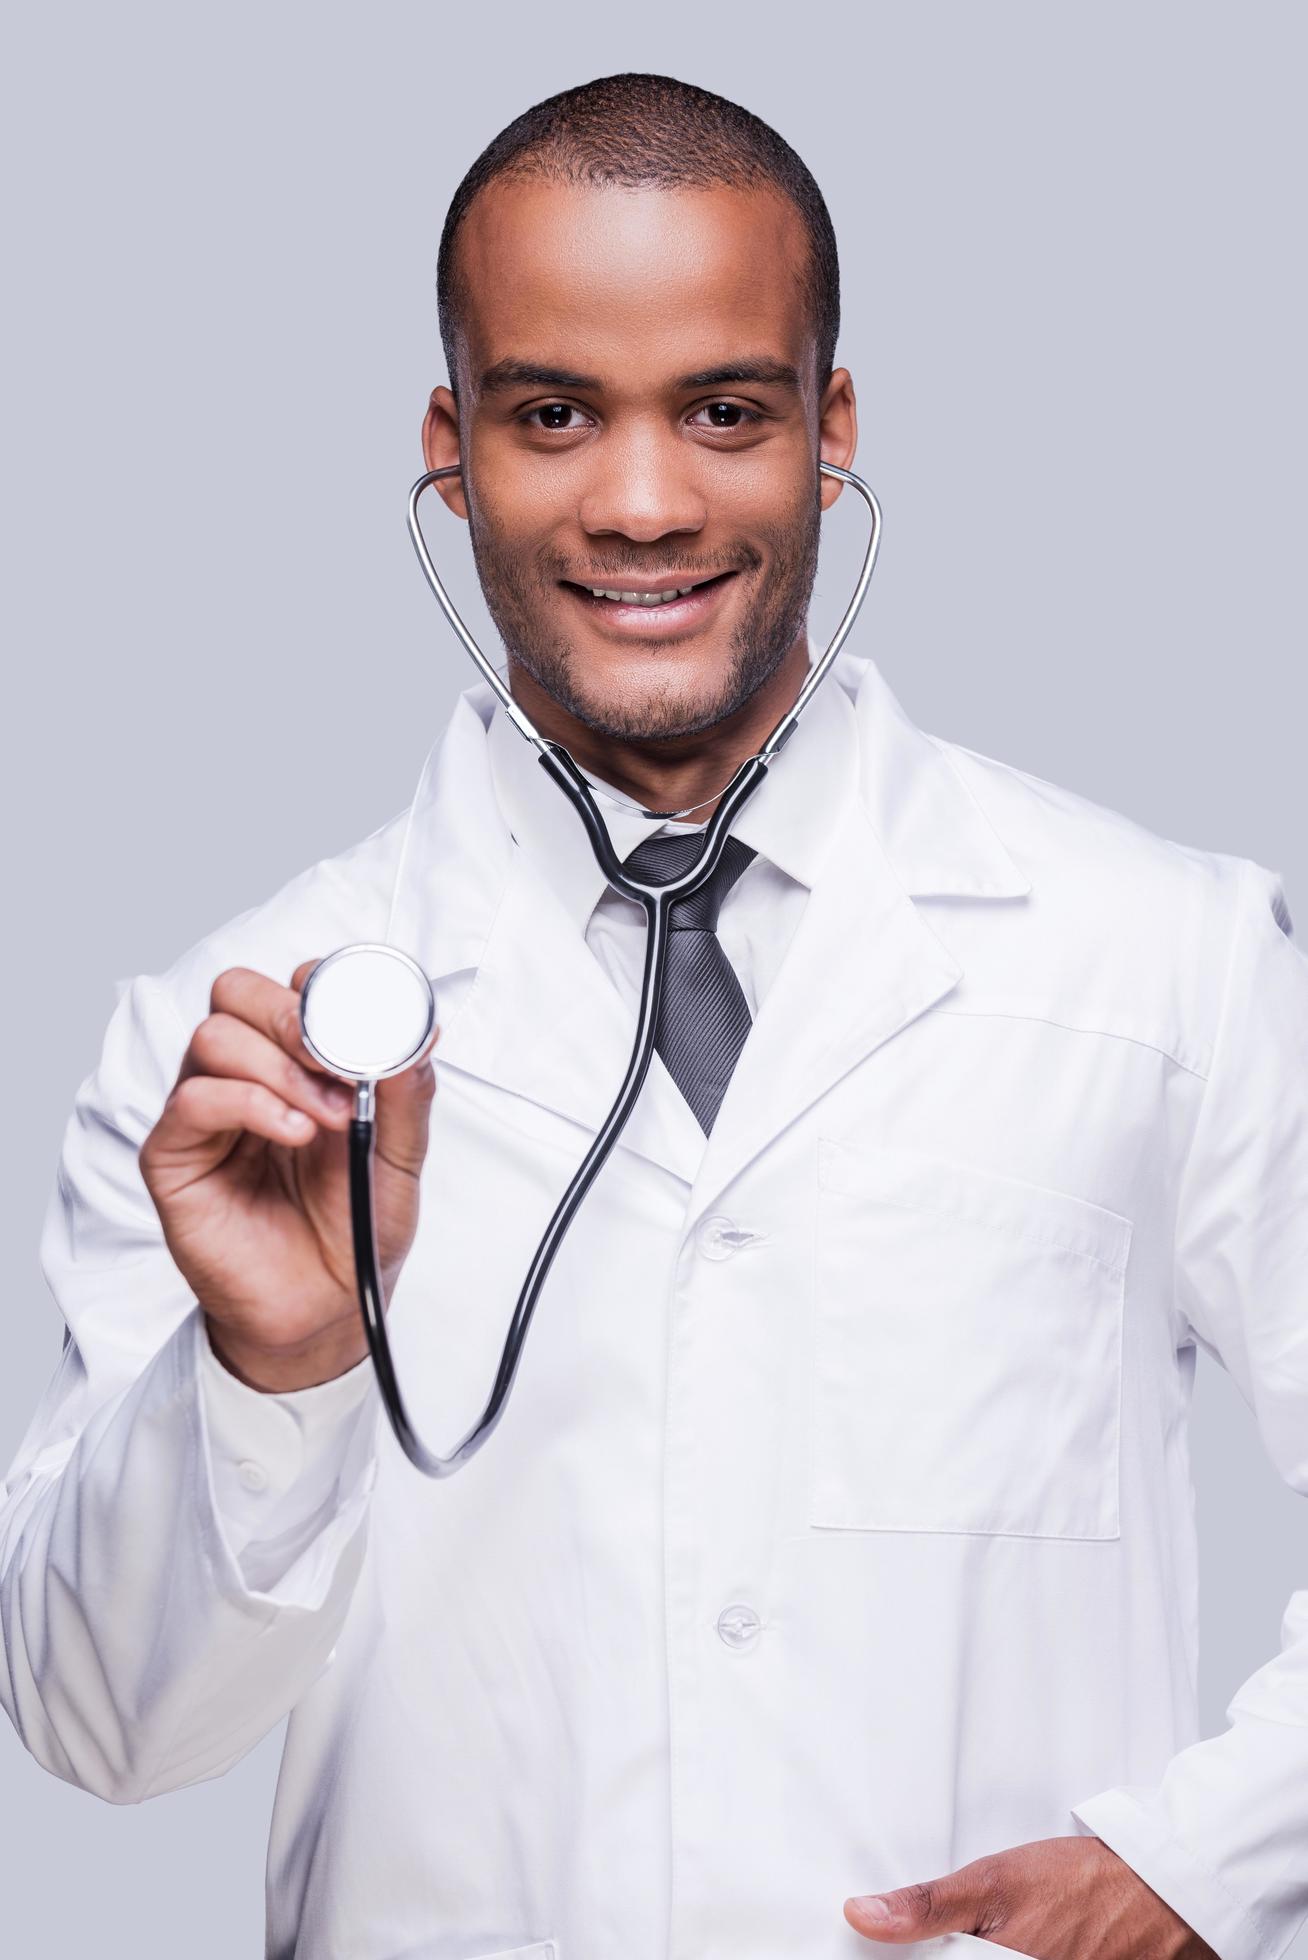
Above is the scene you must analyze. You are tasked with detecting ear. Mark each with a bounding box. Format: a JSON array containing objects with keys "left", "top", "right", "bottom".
[
  {"left": 818, "top": 367, "right": 858, "bottom": 510},
  {"left": 420, "top": 385, "right": 468, "bottom": 520}
]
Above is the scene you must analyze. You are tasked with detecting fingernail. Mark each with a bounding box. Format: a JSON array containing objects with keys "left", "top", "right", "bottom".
[{"left": 852, "top": 1897, "right": 893, "bottom": 1921}]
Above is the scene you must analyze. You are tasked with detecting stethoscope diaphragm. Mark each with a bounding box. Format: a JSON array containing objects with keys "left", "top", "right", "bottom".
[{"left": 299, "top": 943, "right": 437, "bottom": 1088}]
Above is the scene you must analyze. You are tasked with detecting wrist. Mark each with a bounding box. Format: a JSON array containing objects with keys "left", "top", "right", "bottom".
[{"left": 203, "top": 1315, "right": 370, "bottom": 1394}]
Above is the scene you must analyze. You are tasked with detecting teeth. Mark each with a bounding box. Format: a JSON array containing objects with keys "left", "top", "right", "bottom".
[{"left": 587, "top": 585, "right": 696, "bottom": 606}]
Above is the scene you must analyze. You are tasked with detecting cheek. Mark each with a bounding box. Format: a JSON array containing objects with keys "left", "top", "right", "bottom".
[
  {"left": 467, "top": 433, "right": 568, "bottom": 547},
  {"left": 468, "top": 499, "right": 560, "bottom": 595},
  {"left": 702, "top": 441, "right": 816, "bottom": 538}
]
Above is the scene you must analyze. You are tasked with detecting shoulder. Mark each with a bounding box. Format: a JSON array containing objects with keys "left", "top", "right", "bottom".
[
  {"left": 933, "top": 735, "right": 1281, "bottom": 1078},
  {"left": 145, "top": 686, "right": 509, "bottom": 1039},
  {"left": 151, "top": 804, "right": 415, "bottom": 1040}
]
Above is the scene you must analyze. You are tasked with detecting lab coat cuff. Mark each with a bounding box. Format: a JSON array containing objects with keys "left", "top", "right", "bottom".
[
  {"left": 1069, "top": 1789, "right": 1281, "bottom": 1960},
  {"left": 191, "top": 1310, "right": 380, "bottom": 1594},
  {"left": 198, "top": 1312, "right": 375, "bottom": 1447}
]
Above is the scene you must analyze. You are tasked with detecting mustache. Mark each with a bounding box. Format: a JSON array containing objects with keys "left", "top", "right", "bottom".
[{"left": 540, "top": 542, "right": 764, "bottom": 583}]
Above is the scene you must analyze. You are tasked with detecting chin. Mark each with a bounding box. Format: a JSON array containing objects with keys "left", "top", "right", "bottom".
[
  {"left": 575, "top": 683, "right": 747, "bottom": 746},
  {"left": 508, "top": 616, "right": 797, "bottom": 746}
]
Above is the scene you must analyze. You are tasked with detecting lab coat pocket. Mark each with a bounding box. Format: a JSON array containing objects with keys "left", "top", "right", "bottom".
[{"left": 811, "top": 1139, "right": 1130, "bottom": 1539}]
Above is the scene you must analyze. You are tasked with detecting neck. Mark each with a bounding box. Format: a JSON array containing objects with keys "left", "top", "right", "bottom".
[{"left": 507, "top": 630, "right": 811, "bottom": 821}]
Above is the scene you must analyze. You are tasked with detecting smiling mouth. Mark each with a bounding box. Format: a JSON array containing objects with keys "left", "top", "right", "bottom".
[{"left": 562, "top": 570, "right": 735, "bottom": 609}]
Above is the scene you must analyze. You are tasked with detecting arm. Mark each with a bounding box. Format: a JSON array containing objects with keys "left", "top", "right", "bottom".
[
  {"left": 0, "top": 973, "right": 381, "bottom": 1803},
  {"left": 844, "top": 854, "right": 1305, "bottom": 1959},
  {"left": 1069, "top": 856, "right": 1308, "bottom": 1960}
]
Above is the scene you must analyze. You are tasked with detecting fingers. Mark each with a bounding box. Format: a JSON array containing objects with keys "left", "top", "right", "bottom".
[
  {"left": 181, "top": 1010, "right": 356, "bottom": 1132},
  {"left": 203, "top": 962, "right": 340, "bottom": 1084},
  {"left": 845, "top": 1855, "right": 1006, "bottom": 1945},
  {"left": 147, "top": 963, "right": 357, "bottom": 1170},
  {"left": 373, "top": 1025, "right": 440, "bottom": 1177},
  {"left": 153, "top": 1072, "right": 324, "bottom": 1157}
]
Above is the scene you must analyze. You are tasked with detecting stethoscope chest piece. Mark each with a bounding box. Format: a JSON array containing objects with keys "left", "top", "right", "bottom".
[{"left": 299, "top": 942, "right": 436, "bottom": 1085}]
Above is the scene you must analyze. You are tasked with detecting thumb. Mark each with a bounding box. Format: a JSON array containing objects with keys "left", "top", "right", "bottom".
[
  {"left": 372, "top": 1029, "right": 439, "bottom": 1177},
  {"left": 845, "top": 1862, "right": 990, "bottom": 1943}
]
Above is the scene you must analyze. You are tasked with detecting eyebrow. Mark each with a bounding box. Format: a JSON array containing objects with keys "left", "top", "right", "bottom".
[
  {"left": 477, "top": 356, "right": 801, "bottom": 395},
  {"left": 677, "top": 360, "right": 800, "bottom": 391},
  {"left": 479, "top": 360, "right": 602, "bottom": 394}
]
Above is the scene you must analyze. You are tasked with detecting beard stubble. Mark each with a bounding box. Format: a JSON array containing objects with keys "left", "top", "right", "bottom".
[{"left": 464, "top": 479, "right": 823, "bottom": 744}]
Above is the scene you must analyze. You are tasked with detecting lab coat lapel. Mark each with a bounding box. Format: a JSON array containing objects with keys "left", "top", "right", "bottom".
[
  {"left": 687, "top": 793, "right": 963, "bottom": 1218},
  {"left": 688, "top": 654, "right": 1033, "bottom": 1221},
  {"left": 383, "top": 690, "right": 512, "bottom": 991},
  {"left": 388, "top": 689, "right": 703, "bottom": 1184},
  {"left": 439, "top": 844, "right": 706, "bottom": 1182}
]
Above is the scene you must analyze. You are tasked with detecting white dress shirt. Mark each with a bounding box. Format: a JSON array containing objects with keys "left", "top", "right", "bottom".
[{"left": 4, "top": 642, "right": 1306, "bottom": 1960}]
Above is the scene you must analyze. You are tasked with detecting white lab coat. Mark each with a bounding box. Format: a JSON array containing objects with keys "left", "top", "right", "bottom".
[{"left": 2, "top": 645, "right": 1306, "bottom": 1960}]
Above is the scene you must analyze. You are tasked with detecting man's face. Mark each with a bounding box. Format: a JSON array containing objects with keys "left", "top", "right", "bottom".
[{"left": 424, "top": 176, "right": 856, "bottom": 744}]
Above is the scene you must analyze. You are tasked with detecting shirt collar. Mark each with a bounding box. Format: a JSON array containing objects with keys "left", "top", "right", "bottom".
[{"left": 485, "top": 633, "right": 860, "bottom": 936}]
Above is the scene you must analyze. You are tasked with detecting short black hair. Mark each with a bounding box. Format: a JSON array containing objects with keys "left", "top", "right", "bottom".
[{"left": 436, "top": 72, "right": 840, "bottom": 397}]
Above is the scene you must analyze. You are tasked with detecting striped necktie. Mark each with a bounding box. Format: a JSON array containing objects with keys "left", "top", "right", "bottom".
[{"left": 621, "top": 830, "right": 758, "bottom": 1133}]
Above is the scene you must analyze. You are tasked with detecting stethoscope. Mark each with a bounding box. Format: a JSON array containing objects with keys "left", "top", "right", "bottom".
[{"left": 297, "top": 459, "right": 882, "bottom": 1477}]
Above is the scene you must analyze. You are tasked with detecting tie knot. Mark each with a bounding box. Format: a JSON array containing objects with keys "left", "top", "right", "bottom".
[{"left": 622, "top": 830, "right": 757, "bottom": 933}]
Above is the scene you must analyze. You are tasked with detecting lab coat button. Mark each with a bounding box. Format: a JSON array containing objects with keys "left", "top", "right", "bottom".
[
  {"left": 716, "top": 1601, "right": 762, "bottom": 1649},
  {"left": 237, "top": 1459, "right": 269, "bottom": 1493},
  {"left": 697, "top": 1214, "right": 752, "bottom": 1261}
]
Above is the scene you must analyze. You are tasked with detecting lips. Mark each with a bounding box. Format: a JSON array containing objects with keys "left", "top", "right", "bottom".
[{"left": 558, "top": 569, "right": 738, "bottom": 636}]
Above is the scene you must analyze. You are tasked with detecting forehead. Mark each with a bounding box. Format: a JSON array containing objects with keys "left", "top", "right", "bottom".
[{"left": 453, "top": 176, "right": 813, "bottom": 386}]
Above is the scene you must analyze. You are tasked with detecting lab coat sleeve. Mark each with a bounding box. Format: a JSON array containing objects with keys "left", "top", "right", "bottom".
[
  {"left": 0, "top": 971, "right": 382, "bottom": 1805},
  {"left": 1069, "top": 855, "right": 1308, "bottom": 1960},
  {"left": 197, "top": 1314, "right": 379, "bottom": 1593}
]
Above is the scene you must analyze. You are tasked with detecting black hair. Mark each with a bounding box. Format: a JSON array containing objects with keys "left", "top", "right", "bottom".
[{"left": 436, "top": 72, "right": 840, "bottom": 395}]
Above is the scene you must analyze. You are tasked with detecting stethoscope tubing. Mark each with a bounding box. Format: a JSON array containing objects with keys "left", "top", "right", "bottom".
[
  {"left": 353, "top": 460, "right": 881, "bottom": 1477},
  {"left": 347, "top": 886, "right": 676, "bottom": 1478}
]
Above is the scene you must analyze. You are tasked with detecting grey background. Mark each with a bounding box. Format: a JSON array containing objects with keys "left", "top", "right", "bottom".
[{"left": 2, "top": 0, "right": 1304, "bottom": 1951}]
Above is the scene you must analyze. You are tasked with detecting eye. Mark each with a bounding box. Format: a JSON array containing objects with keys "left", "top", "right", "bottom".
[
  {"left": 523, "top": 402, "right": 590, "bottom": 432},
  {"left": 690, "top": 400, "right": 760, "bottom": 430}
]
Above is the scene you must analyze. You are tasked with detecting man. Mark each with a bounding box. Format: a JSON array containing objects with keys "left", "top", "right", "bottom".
[{"left": 1, "top": 71, "right": 1304, "bottom": 1960}]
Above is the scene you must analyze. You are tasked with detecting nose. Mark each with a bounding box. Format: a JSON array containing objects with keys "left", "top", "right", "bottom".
[{"left": 576, "top": 423, "right": 707, "bottom": 544}]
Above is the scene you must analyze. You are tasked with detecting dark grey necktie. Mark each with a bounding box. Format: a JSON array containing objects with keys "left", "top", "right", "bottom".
[{"left": 621, "top": 830, "right": 757, "bottom": 1133}]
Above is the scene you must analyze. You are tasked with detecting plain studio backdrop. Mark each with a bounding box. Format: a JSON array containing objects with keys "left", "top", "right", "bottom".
[{"left": 2, "top": 3, "right": 1304, "bottom": 1953}]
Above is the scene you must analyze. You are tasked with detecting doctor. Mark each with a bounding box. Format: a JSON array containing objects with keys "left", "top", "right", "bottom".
[{"left": 3, "top": 70, "right": 1306, "bottom": 1960}]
